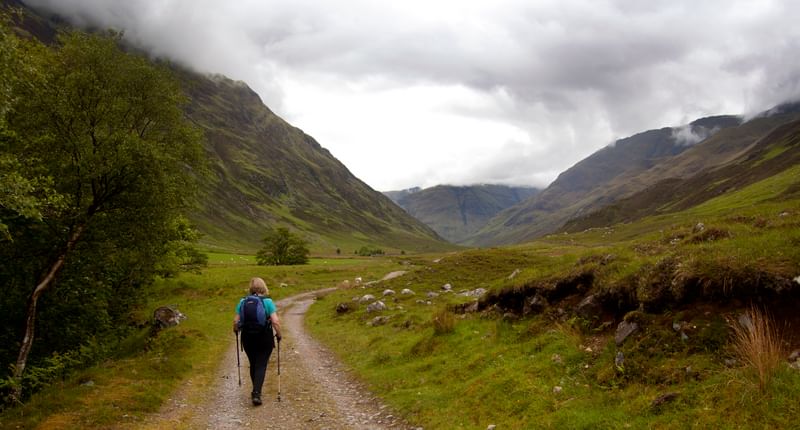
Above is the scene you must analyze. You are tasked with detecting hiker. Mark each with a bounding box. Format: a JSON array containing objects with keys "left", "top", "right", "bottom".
[{"left": 233, "top": 277, "right": 282, "bottom": 405}]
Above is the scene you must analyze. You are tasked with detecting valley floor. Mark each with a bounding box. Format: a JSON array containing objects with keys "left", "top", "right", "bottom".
[{"left": 141, "top": 289, "right": 410, "bottom": 430}]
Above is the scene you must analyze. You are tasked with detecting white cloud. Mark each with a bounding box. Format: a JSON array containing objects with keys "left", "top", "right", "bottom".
[{"left": 25, "top": 0, "right": 800, "bottom": 190}]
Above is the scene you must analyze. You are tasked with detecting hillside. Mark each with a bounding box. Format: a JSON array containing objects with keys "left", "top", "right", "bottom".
[
  {"left": 8, "top": 0, "right": 449, "bottom": 254},
  {"left": 468, "top": 111, "right": 800, "bottom": 246},
  {"left": 562, "top": 118, "right": 800, "bottom": 232},
  {"left": 385, "top": 184, "right": 539, "bottom": 244},
  {"left": 178, "top": 71, "right": 448, "bottom": 253}
]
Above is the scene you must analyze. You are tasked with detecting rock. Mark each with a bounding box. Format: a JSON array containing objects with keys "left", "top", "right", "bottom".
[
  {"left": 81, "top": 380, "right": 95, "bottom": 387},
  {"left": 779, "top": 211, "right": 790, "bottom": 217},
  {"left": 401, "top": 288, "right": 415, "bottom": 295},
  {"left": 508, "top": 269, "right": 521, "bottom": 280},
  {"left": 789, "top": 350, "right": 800, "bottom": 362},
  {"left": 615, "top": 321, "right": 639, "bottom": 346},
  {"left": 672, "top": 322, "right": 681, "bottom": 332},
  {"left": 383, "top": 289, "right": 396, "bottom": 296},
  {"left": 693, "top": 222, "right": 705, "bottom": 233},
  {"left": 381, "top": 271, "right": 407, "bottom": 281},
  {"left": 522, "top": 294, "right": 547, "bottom": 316},
  {"left": 680, "top": 332, "right": 689, "bottom": 341},
  {"left": 359, "top": 294, "right": 376, "bottom": 303},
  {"left": 433, "top": 258, "right": 442, "bottom": 263},
  {"left": 551, "top": 353, "right": 562, "bottom": 364},
  {"left": 552, "top": 386, "right": 562, "bottom": 394},
  {"left": 354, "top": 277, "right": 363, "bottom": 284},
  {"left": 279, "top": 282, "right": 288, "bottom": 288},
  {"left": 738, "top": 314, "right": 754, "bottom": 332},
  {"left": 794, "top": 275, "right": 800, "bottom": 285},
  {"left": 614, "top": 351, "right": 624, "bottom": 369},
  {"left": 487, "top": 426, "right": 497, "bottom": 430},
  {"left": 153, "top": 306, "right": 187, "bottom": 329},
  {"left": 650, "top": 392, "right": 679, "bottom": 409},
  {"left": 442, "top": 283, "right": 452, "bottom": 291},
  {"left": 502, "top": 312, "right": 519, "bottom": 322},
  {"left": 366, "top": 301, "right": 387, "bottom": 313},
  {"left": 369, "top": 316, "right": 389, "bottom": 326},
  {"left": 335, "top": 303, "right": 352, "bottom": 314},
  {"left": 724, "top": 358, "right": 737, "bottom": 367},
  {"left": 454, "top": 301, "right": 479, "bottom": 314},
  {"left": 415, "top": 299, "right": 426, "bottom": 304},
  {"left": 427, "top": 291, "right": 439, "bottom": 298},
  {"left": 791, "top": 361, "right": 800, "bottom": 371},
  {"left": 461, "top": 288, "right": 487, "bottom": 298},
  {"left": 576, "top": 294, "right": 601, "bottom": 319}
]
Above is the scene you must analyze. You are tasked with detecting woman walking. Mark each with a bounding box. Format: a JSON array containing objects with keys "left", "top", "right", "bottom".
[{"left": 233, "top": 277, "right": 282, "bottom": 405}]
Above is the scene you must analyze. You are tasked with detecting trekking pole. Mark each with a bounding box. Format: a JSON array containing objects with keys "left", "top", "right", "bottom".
[
  {"left": 277, "top": 336, "right": 281, "bottom": 402},
  {"left": 235, "top": 332, "right": 241, "bottom": 387}
]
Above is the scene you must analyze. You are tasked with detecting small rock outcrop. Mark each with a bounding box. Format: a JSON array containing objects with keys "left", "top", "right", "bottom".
[
  {"left": 575, "top": 294, "right": 600, "bottom": 319},
  {"left": 359, "top": 294, "right": 376, "bottom": 303},
  {"left": 615, "top": 320, "right": 639, "bottom": 346},
  {"left": 366, "top": 301, "right": 387, "bottom": 313},
  {"left": 153, "top": 306, "right": 186, "bottom": 330},
  {"left": 383, "top": 289, "right": 396, "bottom": 296},
  {"left": 400, "top": 288, "right": 415, "bottom": 295}
]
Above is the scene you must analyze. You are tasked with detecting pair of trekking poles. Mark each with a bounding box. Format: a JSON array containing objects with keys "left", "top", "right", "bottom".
[{"left": 235, "top": 331, "right": 281, "bottom": 402}]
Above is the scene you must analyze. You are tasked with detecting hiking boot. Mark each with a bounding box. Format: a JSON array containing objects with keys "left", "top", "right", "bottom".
[{"left": 252, "top": 393, "right": 262, "bottom": 406}]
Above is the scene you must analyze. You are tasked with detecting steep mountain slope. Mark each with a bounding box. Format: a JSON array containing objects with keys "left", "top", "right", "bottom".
[
  {"left": 385, "top": 184, "right": 539, "bottom": 244},
  {"left": 384, "top": 187, "right": 421, "bottom": 205},
  {"left": 469, "top": 111, "right": 800, "bottom": 246},
  {"left": 177, "top": 72, "right": 448, "bottom": 252},
  {"left": 10, "top": 1, "right": 448, "bottom": 253},
  {"left": 562, "top": 118, "right": 800, "bottom": 232}
]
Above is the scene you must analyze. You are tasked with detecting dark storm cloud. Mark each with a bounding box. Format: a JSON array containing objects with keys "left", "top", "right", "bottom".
[{"left": 24, "top": 0, "right": 800, "bottom": 190}]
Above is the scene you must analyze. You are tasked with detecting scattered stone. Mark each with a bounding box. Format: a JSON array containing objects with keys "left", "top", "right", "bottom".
[
  {"left": 615, "top": 351, "right": 624, "bottom": 369},
  {"left": 366, "top": 301, "right": 387, "bottom": 313},
  {"left": 508, "top": 269, "right": 521, "bottom": 280},
  {"left": 426, "top": 301, "right": 432, "bottom": 305},
  {"left": 576, "top": 294, "right": 601, "bottom": 319},
  {"left": 779, "top": 211, "right": 790, "bottom": 217},
  {"left": 790, "top": 361, "right": 800, "bottom": 371},
  {"left": 487, "top": 425, "right": 497, "bottom": 430},
  {"left": 369, "top": 316, "right": 389, "bottom": 326},
  {"left": 551, "top": 353, "right": 562, "bottom": 364},
  {"left": 522, "top": 294, "right": 547, "bottom": 316},
  {"left": 789, "top": 350, "right": 800, "bottom": 362},
  {"left": 383, "top": 289, "right": 396, "bottom": 296},
  {"left": 81, "top": 380, "right": 95, "bottom": 387},
  {"left": 672, "top": 322, "right": 681, "bottom": 332},
  {"left": 693, "top": 222, "right": 705, "bottom": 233},
  {"left": 354, "top": 277, "right": 363, "bottom": 284},
  {"left": 153, "top": 305, "right": 187, "bottom": 330},
  {"left": 433, "top": 258, "right": 442, "bottom": 263},
  {"left": 401, "top": 288, "right": 415, "bottom": 295},
  {"left": 794, "top": 276, "right": 800, "bottom": 285},
  {"left": 724, "top": 358, "right": 737, "bottom": 367},
  {"left": 359, "top": 294, "right": 376, "bottom": 304},
  {"left": 461, "top": 288, "right": 487, "bottom": 298},
  {"left": 335, "top": 303, "right": 352, "bottom": 314},
  {"left": 502, "top": 312, "right": 519, "bottom": 322},
  {"left": 615, "top": 321, "right": 639, "bottom": 346},
  {"left": 279, "top": 282, "right": 288, "bottom": 288},
  {"left": 680, "top": 332, "right": 689, "bottom": 341},
  {"left": 427, "top": 291, "right": 439, "bottom": 298},
  {"left": 341, "top": 280, "right": 350, "bottom": 286},
  {"left": 552, "top": 386, "right": 563, "bottom": 394},
  {"left": 381, "top": 271, "right": 407, "bottom": 281},
  {"left": 442, "top": 283, "right": 452, "bottom": 291},
  {"left": 651, "top": 392, "right": 679, "bottom": 409}
]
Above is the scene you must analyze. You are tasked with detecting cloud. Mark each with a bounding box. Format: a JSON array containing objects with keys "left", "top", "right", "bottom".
[{"left": 24, "top": 0, "right": 800, "bottom": 190}]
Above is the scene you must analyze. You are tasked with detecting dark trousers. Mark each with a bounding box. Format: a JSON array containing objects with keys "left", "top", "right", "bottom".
[{"left": 241, "top": 331, "right": 274, "bottom": 395}]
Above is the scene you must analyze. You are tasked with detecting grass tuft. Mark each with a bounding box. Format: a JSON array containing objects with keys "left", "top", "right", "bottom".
[
  {"left": 432, "top": 309, "right": 456, "bottom": 335},
  {"left": 729, "top": 306, "right": 786, "bottom": 392}
]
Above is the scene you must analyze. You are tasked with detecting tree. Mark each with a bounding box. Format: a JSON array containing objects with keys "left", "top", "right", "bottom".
[
  {"left": 1, "top": 30, "right": 204, "bottom": 400},
  {"left": 256, "top": 227, "right": 310, "bottom": 265}
]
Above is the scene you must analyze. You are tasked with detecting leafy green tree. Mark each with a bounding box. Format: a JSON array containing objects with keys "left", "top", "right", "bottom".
[
  {"left": 1, "top": 30, "right": 204, "bottom": 400},
  {"left": 256, "top": 227, "right": 310, "bottom": 265}
]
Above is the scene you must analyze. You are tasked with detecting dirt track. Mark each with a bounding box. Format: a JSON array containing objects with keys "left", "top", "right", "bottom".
[{"left": 143, "top": 290, "right": 412, "bottom": 429}]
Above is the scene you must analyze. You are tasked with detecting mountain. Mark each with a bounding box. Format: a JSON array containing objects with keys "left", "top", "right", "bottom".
[
  {"left": 9, "top": 1, "right": 449, "bottom": 253},
  {"left": 384, "top": 187, "right": 421, "bottom": 205},
  {"left": 562, "top": 117, "right": 800, "bottom": 232},
  {"left": 468, "top": 111, "right": 800, "bottom": 246},
  {"left": 385, "top": 184, "right": 539, "bottom": 244}
]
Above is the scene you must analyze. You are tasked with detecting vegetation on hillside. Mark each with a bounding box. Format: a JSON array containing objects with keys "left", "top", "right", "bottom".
[
  {"left": 256, "top": 227, "right": 310, "bottom": 266},
  {"left": 0, "top": 23, "right": 205, "bottom": 403},
  {"left": 307, "top": 164, "right": 800, "bottom": 428}
]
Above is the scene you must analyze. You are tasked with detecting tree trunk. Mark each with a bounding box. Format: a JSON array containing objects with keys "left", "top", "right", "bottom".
[{"left": 10, "top": 224, "right": 85, "bottom": 402}]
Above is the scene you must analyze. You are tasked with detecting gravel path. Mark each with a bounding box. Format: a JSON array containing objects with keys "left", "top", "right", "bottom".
[{"left": 144, "top": 290, "right": 413, "bottom": 429}]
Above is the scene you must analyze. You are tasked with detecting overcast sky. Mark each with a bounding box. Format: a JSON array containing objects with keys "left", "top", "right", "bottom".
[{"left": 27, "top": 0, "right": 800, "bottom": 191}]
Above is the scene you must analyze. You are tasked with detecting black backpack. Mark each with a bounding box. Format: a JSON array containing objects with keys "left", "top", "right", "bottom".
[{"left": 239, "top": 295, "right": 271, "bottom": 334}]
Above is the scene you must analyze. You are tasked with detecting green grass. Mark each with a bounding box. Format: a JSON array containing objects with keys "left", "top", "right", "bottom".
[{"left": 0, "top": 254, "right": 403, "bottom": 428}]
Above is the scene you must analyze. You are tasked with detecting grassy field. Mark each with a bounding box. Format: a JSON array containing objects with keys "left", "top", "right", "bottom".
[
  {"left": 0, "top": 255, "right": 400, "bottom": 429},
  {"left": 305, "top": 170, "right": 800, "bottom": 429}
]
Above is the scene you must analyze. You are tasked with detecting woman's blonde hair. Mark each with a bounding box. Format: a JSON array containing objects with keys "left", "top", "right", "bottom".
[{"left": 249, "top": 277, "right": 269, "bottom": 296}]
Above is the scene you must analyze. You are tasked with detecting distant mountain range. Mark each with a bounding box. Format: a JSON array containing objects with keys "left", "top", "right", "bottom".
[
  {"left": 384, "top": 185, "right": 539, "bottom": 244},
  {"left": 468, "top": 106, "right": 800, "bottom": 246}
]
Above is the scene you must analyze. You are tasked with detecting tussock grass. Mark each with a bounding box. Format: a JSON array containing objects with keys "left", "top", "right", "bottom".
[
  {"left": 431, "top": 309, "right": 456, "bottom": 335},
  {"left": 730, "top": 306, "right": 786, "bottom": 392}
]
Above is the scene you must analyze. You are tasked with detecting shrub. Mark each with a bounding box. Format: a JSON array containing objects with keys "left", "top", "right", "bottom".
[
  {"left": 356, "top": 246, "right": 384, "bottom": 257},
  {"left": 432, "top": 309, "right": 456, "bottom": 335},
  {"left": 256, "top": 227, "right": 309, "bottom": 265},
  {"left": 729, "top": 306, "right": 786, "bottom": 392}
]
